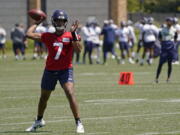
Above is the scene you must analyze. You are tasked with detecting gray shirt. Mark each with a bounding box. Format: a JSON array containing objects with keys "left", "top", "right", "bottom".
[{"left": 11, "top": 27, "right": 25, "bottom": 43}]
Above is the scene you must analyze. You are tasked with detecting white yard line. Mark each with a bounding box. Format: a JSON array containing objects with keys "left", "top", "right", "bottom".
[
  {"left": 85, "top": 98, "right": 146, "bottom": 103},
  {"left": 0, "top": 104, "right": 68, "bottom": 112},
  {"left": 87, "top": 132, "right": 110, "bottom": 135},
  {"left": 0, "top": 112, "right": 180, "bottom": 126},
  {"left": 85, "top": 98, "right": 180, "bottom": 104},
  {"left": 1, "top": 98, "right": 180, "bottom": 112}
]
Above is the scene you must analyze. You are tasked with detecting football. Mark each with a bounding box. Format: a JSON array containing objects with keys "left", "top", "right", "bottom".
[{"left": 28, "top": 9, "right": 47, "bottom": 21}]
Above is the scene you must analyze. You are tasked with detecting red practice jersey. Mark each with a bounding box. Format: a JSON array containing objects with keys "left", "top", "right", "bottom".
[{"left": 41, "top": 32, "right": 75, "bottom": 70}]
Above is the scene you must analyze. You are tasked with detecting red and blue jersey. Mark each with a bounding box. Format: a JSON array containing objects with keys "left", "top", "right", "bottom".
[{"left": 41, "top": 32, "right": 74, "bottom": 70}]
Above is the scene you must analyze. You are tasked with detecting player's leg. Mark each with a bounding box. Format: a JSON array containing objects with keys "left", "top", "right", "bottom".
[
  {"left": 26, "top": 89, "right": 51, "bottom": 132},
  {"left": 103, "top": 51, "right": 107, "bottom": 64},
  {"left": 96, "top": 44, "right": 101, "bottom": 64},
  {"left": 155, "top": 62, "right": 163, "bottom": 83},
  {"left": 20, "top": 43, "right": 26, "bottom": 60},
  {"left": 62, "top": 82, "right": 84, "bottom": 133},
  {"left": 167, "top": 59, "right": 172, "bottom": 82},
  {"left": 140, "top": 46, "right": 147, "bottom": 65},
  {"left": 37, "top": 43, "right": 41, "bottom": 58},
  {"left": 119, "top": 42, "right": 125, "bottom": 64},
  {"left": 155, "top": 52, "right": 166, "bottom": 83},
  {"left": 135, "top": 40, "right": 142, "bottom": 63},
  {"left": 32, "top": 42, "right": 38, "bottom": 59},
  {"left": 176, "top": 42, "right": 180, "bottom": 62},
  {"left": 39, "top": 43, "right": 44, "bottom": 59},
  {"left": 102, "top": 44, "right": 108, "bottom": 64},
  {"left": 13, "top": 43, "right": 19, "bottom": 60},
  {"left": 167, "top": 49, "right": 174, "bottom": 82},
  {"left": 60, "top": 68, "right": 84, "bottom": 133},
  {"left": 62, "top": 82, "right": 80, "bottom": 119},
  {"left": 26, "top": 69, "right": 57, "bottom": 132},
  {"left": 148, "top": 47, "right": 154, "bottom": 65},
  {"left": 83, "top": 41, "right": 87, "bottom": 64},
  {"left": 37, "top": 89, "right": 52, "bottom": 118},
  {"left": 130, "top": 40, "right": 135, "bottom": 59},
  {"left": 0, "top": 44, "right": 2, "bottom": 58},
  {"left": 76, "top": 52, "right": 80, "bottom": 64},
  {"left": 88, "top": 43, "right": 93, "bottom": 64},
  {"left": 1, "top": 43, "right": 6, "bottom": 58},
  {"left": 126, "top": 43, "right": 134, "bottom": 64}
]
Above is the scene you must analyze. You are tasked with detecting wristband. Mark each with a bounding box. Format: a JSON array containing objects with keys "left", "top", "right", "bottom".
[{"left": 71, "top": 32, "right": 78, "bottom": 41}]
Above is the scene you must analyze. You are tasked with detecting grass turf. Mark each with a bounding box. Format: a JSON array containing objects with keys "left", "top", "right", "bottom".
[{"left": 0, "top": 54, "right": 180, "bottom": 135}]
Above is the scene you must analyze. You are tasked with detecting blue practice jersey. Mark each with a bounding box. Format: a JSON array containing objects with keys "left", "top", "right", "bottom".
[
  {"left": 159, "top": 26, "right": 177, "bottom": 50},
  {"left": 101, "top": 25, "right": 116, "bottom": 45}
]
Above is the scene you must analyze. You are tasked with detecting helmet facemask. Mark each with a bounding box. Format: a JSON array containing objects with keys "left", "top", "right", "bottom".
[{"left": 52, "top": 18, "right": 68, "bottom": 32}]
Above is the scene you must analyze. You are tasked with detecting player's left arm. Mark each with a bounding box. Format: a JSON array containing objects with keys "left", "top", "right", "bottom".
[{"left": 70, "top": 20, "right": 82, "bottom": 53}]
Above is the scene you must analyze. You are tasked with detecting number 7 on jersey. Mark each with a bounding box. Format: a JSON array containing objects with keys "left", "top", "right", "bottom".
[{"left": 53, "top": 42, "right": 63, "bottom": 60}]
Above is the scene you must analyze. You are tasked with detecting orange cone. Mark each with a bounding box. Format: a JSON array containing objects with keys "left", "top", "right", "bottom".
[{"left": 119, "top": 72, "right": 134, "bottom": 85}]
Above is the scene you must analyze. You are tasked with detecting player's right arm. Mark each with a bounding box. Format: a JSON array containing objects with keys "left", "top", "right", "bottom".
[{"left": 26, "top": 24, "right": 41, "bottom": 42}]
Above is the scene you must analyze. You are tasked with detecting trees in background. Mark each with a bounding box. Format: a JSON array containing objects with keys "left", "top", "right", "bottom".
[{"left": 128, "top": 0, "right": 180, "bottom": 13}]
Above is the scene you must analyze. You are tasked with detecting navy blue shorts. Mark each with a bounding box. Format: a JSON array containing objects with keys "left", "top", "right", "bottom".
[
  {"left": 41, "top": 68, "right": 74, "bottom": 91},
  {"left": 159, "top": 49, "right": 175, "bottom": 63},
  {"left": 119, "top": 42, "right": 129, "bottom": 50},
  {"left": 35, "top": 41, "right": 44, "bottom": 47},
  {"left": 84, "top": 41, "right": 93, "bottom": 52},
  {"left": 144, "top": 41, "right": 155, "bottom": 49},
  {"left": 103, "top": 43, "right": 114, "bottom": 52},
  {"left": 0, "top": 43, "right": 5, "bottom": 48}
]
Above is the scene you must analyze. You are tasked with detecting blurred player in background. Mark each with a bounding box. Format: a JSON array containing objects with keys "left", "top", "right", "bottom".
[
  {"left": 25, "top": 9, "right": 84, "bottom": 133},
  {"left": 81, "top": 21, "right": 94, "bottom": 64},
  {"left": 91, "top": 21, "right": 102, "bottom": 64},
  {"left": 155, "top": 17, "right": 177, "bottom": 83},
  {"left": 140, "top": 17, "right": 159, "bottom": 65},
  {"left": 116, "top": 21, "right": 134, "bottom": 64},
  {"left": 127, "top": 20, "right": 136, "bottom": 59},
  {"left": 101, "top": 20, "right": 118, "bottom": 65},
  {"left": 134, "top": 17, "right": 147, "bottom": 63},
  {"left": 10, "top": 23, "right": 27, "bottom": 60},
  {"left": 0, "top": 25, "right": 7, "bottom": 59},
  {"left": 19, "top": 23, "right": 28, "bottom": 60},
  {"left": 172, "top": 17, "right": 180, "bottom": 65},
  {"left": 32, "top": 23, "right": 46, "bottom": 59}
]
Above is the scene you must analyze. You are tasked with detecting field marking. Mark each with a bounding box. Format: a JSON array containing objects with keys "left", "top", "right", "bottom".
[
  {"left": 0, "top": 111, "right": 180, "bottom": 126},
  {"left": 87, "top": 132, "right": 110, "bottom": 135},
  {"left": 85, "top": 98, "right": 180, "bottom": 104},
  {"left": 161, "top": 99, "right": 180, "bottom": 102},
  {"left": 136, "top": 130, "right": 180, "bottom": 135},
  {"left": 0, "top": 91, "right": 123, "bottom": 100},
  {"left": 85, "top": 99, "right": 146, "bottom": 103},
  {"left": 1, "top": 98, "right": 180, "bottom": 112},
  {"left": 1, "top": 115, "right": 70, "bottom": 121},
  {"left": 0, "top": 81, "right": 39, "bottom": 84},
  {"left": 0, "top": 94, "right": 63, "bottom": 100}
]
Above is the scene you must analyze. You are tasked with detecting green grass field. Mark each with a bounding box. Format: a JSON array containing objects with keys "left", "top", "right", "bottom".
[{"left": 0, "top": 54, "right": 180, "bottom": 135}]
